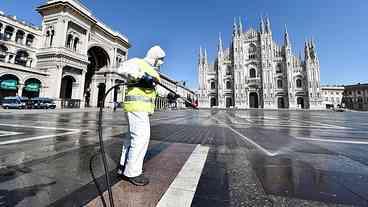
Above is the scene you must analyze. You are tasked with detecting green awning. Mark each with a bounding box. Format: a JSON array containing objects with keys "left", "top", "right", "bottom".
[
  {"left": 24, "top": 83, "right": 40, "bottom": 92},
  {"left": 0, "top": 80, "right": 17, "bottom": 90}
]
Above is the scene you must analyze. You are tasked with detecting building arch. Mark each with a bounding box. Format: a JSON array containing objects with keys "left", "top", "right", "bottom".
[
  {"left": 210, "top": 80, "right": 216, "bottom": 89},
  {"left": 60, "top": 75, "right": 76, "bottom": 99},
  {"left": 225, "top": 97, "right": 232, "bottom": 108},
  {"left": 210, "top": 97, "right": 217, "bottom": 107},
  {"left": 4, "top": 26, "right": 14, "bottom": 41},
  {"left": 26, "top": 34, "right": 35, "bottom": 47},
  {"left": 249, "top": 68, "right": 256, "bottom": 78},
  {"left": 249, "top": 92, "right": 259, "bottom": 108},
  {"left": 297, "top": 97, "right": 305, "bottom": 109},
  {"left": 22, "top": 78, "right": 42, "bottom": 98},
  {"left": 15, "top": 30, "right": 25, "bottom": 44},
  {"left": 0, "top": 74, "right": 20, "bottom": 98},
  {"left": 278, "top": 97, "right": 285, "bottom": 108},
  {"left": 84, "top": 46, "right": 111, "bottom": 107},
  {"left": 296, "top": 79, "right": 302, "bottom": 88},
  {"left": 14, "top": 50, "right": 29, "bottom": 67},
  {"left": 87, "top": 43, "right": 112, "bottom": 60}
]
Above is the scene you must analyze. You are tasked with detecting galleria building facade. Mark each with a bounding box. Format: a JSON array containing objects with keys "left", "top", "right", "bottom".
[
  {"left": 0, "top": 0, "right": 195, "bottom": 109},
  {"left": 197, "top": 18, "right": 323, "bottom": 109}
]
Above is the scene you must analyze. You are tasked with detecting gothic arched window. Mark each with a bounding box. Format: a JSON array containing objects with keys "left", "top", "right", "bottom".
[
  {"left": 248, "top": 44, "right": 257, "bottom": 59},
  {"left": 296, "top": 79, "right": 302, "bottom": 88},
  {"left": 276, "top": 63, "right": 282, "bottom": 73},
  {"left": 210, "top": 81, "right": 216, "bottom": 89},
  {"left": 277, "top": 79, "right": 283, "bottom": 88},
  {"left": 248, "top": 44, "right": 256, "bottom": 53},
  {"left": 226, "top": 81, "right": 231, "bottom": 89},
  {"left": 249, "top": 68, "right": 256, "bottom": 78}
]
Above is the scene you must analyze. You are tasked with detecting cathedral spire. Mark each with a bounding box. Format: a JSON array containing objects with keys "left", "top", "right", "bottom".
[
  {"left": 310, "top": 38, "right": 318, "bottom": 61},
  {"left": 238, "top": 16, "right": 243, "bottom": 35},
  {"left": 233, "top": 17, "right": 238, "bottom": 37},
  {"left": 260, "top": 16, "right": 265, "bottom": 34},
  {"left": 304, "top": 39, "right": 310, "bottom": 60},
  {"left": 284, "top": 24, "right": 290, "bottom": 47},
  {"left": 218, "top": 32, "right": 223, "bottom": 53},
  {"left": 266, "top": 17, "right": 272, "bottom": 34},
  {"left": 199, "top": 46, "right": 203, "bottom": 65},
  {"left": 204, "top": 48, "right": 208, "bottom": 65}
]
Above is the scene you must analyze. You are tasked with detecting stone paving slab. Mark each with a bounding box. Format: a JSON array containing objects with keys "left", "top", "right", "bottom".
[
  {"left": 86, "top": 142, "right": 196, "bottom": 207},
  {"left": 1, "top": 110, "right": 368, "bottom": 206}
]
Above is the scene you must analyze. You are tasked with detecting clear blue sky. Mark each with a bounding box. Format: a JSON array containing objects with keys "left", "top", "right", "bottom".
[{"left": 1, "top": 0, "right": 368, "bottom": 89}]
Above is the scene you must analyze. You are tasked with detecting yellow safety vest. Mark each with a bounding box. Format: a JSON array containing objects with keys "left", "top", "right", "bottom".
[{"left": 123, "top": 60, "right": 161, "bottom": 113}]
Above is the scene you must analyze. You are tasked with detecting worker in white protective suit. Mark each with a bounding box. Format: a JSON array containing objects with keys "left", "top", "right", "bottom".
[{"left": 117, "top": 45, "right": 165, "bottom": 186}]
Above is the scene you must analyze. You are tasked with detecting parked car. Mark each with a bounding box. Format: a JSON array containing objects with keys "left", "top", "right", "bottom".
[
  {"left": 31, "top": 97, "right": 56, "bottom": 109},
  {"left": 1, "top": 97, "right": 26, "bottom": 109},
  {"left": 19, "top": 97, "right": 33, "bottom": 109}
]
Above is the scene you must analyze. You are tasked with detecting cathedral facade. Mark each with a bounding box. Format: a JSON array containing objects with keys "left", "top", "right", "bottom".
[{"left": 197, "top": 17, "right": 323, "bottom": 109}]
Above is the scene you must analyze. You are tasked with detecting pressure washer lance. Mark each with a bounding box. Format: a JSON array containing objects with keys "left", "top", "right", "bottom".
[{"left": 92, "top": 80, "right": 197, "bottom": 207}]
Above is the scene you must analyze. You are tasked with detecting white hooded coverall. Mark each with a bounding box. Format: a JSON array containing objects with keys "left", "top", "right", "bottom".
[{"left": 117, "top": 46, "right": 165, "bottom": 177}]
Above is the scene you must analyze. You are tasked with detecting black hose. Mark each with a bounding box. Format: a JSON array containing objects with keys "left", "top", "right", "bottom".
[
  {"left": 89, "top": 152, "right": 108, "bottom": 207},
  {"left": 91, "top": 80, "right": 196, "bottom": 207},
  {"left": 96, "top": 83, "right": 128, "bottom": 207}
]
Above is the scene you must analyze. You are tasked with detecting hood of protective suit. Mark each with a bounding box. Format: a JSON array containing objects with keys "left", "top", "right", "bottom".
[{"left": 144, "top": 45, "right": 166, "bottom": 68}]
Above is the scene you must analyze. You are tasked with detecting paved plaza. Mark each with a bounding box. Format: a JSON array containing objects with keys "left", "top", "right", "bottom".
[{"left": 0, "top": 109, "right": 368, "bottom": 206}]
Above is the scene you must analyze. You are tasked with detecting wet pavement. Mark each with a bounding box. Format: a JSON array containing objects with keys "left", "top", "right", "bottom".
[{"left": 0, "top": 109, "right": 368, "bottom": 206}]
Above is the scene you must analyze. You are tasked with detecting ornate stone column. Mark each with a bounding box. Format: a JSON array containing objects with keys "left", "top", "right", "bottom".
[
  {"left": 23, "top": 33, "right": 28, "bottom": 45},
  {"left": 9, "top": 55, "right": 15, "bottom": 64},
  {"left": 4, "top": 54, "right": 9, "bottom": 63},
  {"left": 104, "top": 75, "right": 114, "bottom": 108},
  {"left": 11, "top": 29, "right": 17, "bottom": 42},
  {"left": 0, "top": 25, "right": 5, "bottom": 38},
  {"left": 79, "top": 70, "right": 86, "bottom": 108},
  {"left": 17, "top": 82, "right": 23, "bottom": 97},
  {"left": 90, "top": 77, "right": 98, "bottom": 107}
]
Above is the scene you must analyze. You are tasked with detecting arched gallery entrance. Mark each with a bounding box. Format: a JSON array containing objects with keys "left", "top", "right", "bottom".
[
  {"left": 0, "top": 74, "right": 19, "bottom": 99},
  {"left": 85, "top": 46, "right": 110, "bottom": 107},
  {"left": 249, "top": 92, "right": 258, "bottom": 108},
  {"left": 210, "top": 97, "right": 217, "bottom": 108},
  {"left": 278, "top": 97, "right": 285, "bottom": 109},
  {"left": 60, "top": 75, "right": 75, "bottom": 99},
  {"left": 297, "top": 97, "right": 305, "bottom": 109},
  {"left": 22, "top": 78, "right": 41, "bottom": 98},
  {"left": 225, "top": 97, "right": 232, "bottom": 108}
]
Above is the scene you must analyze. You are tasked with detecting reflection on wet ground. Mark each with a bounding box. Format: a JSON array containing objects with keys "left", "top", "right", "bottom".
[{"left": 0, "top": 109, "right": 368, "bottom": 206}]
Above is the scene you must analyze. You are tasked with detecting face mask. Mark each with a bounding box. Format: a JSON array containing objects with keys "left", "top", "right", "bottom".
[
  {"left": 154, "top": 59, "right": 164, "bottom": 67},
  {"left": 157, "top": 60, "right": 164, "bottom": 66}
]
